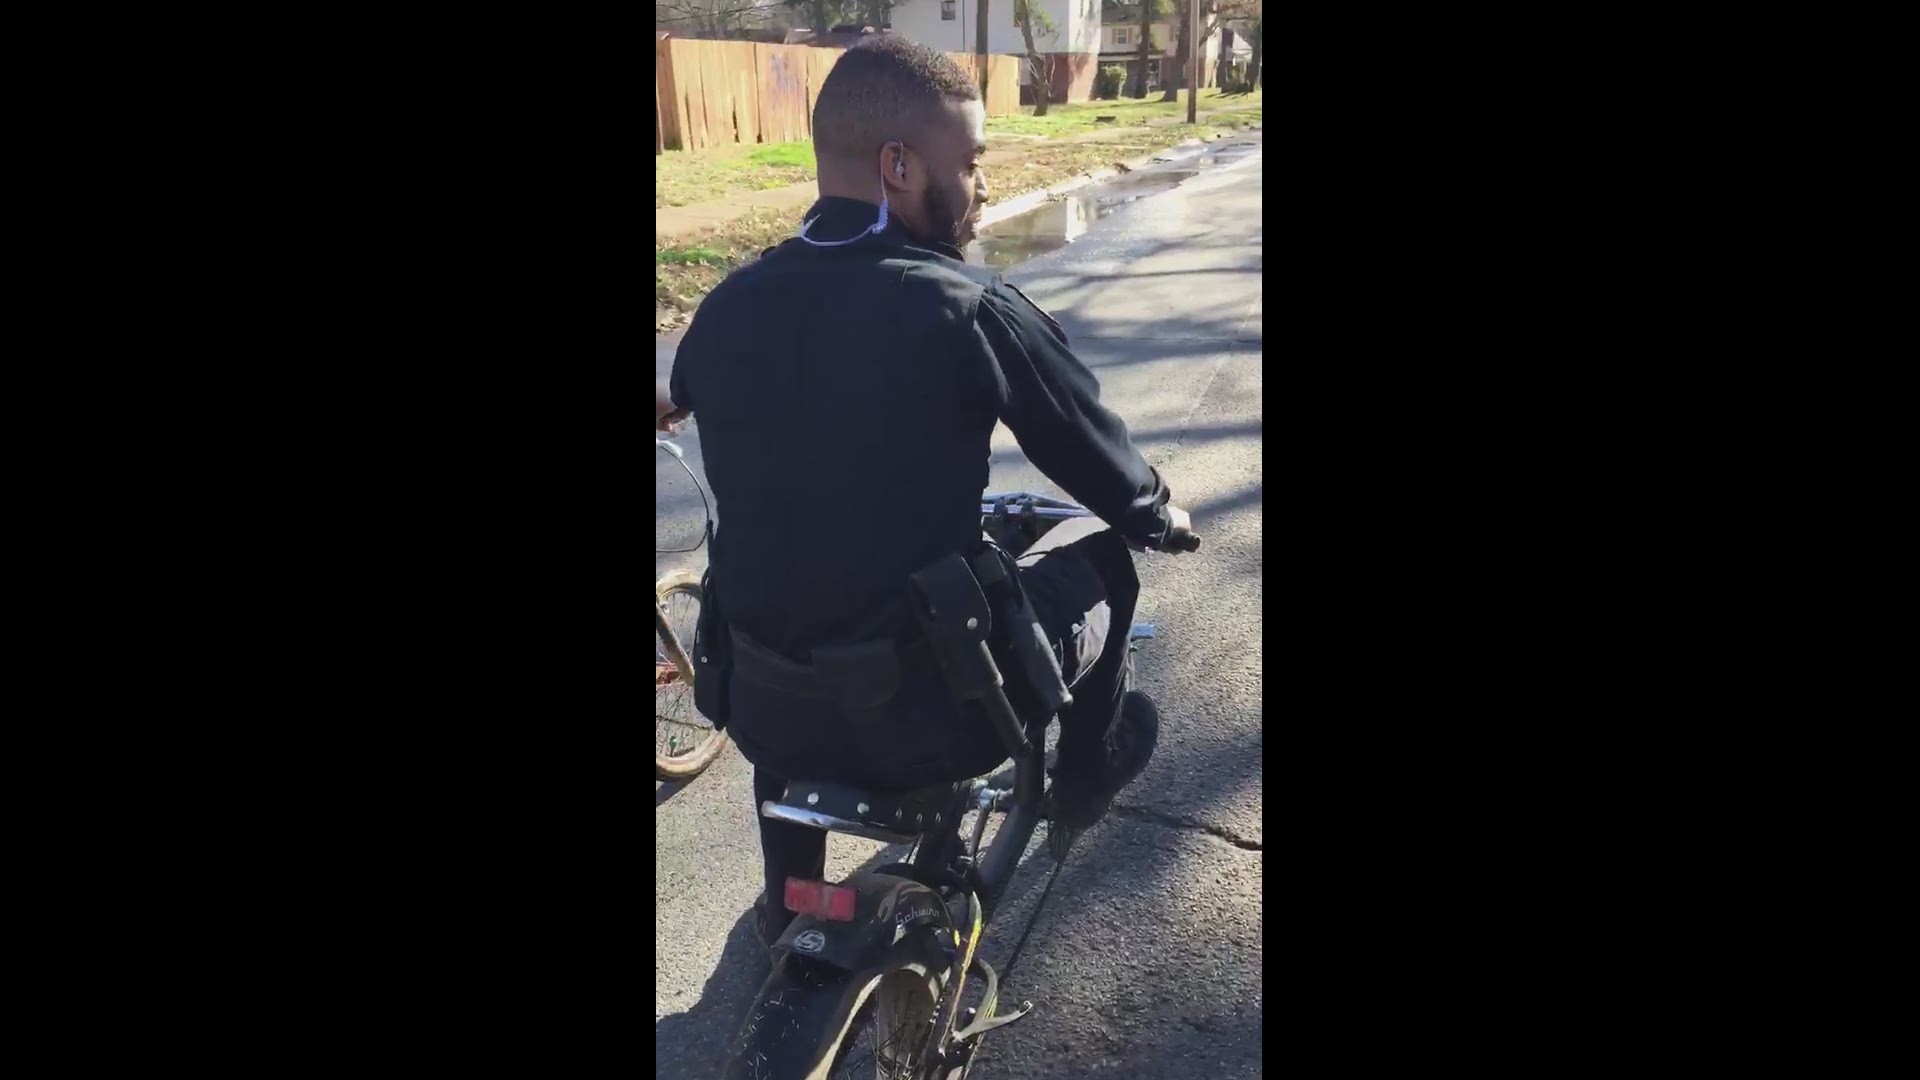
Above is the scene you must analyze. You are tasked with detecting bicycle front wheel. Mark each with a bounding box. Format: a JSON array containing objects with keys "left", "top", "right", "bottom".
[{"left": 655, "top": 568, "right": 728, "bottom": 781}]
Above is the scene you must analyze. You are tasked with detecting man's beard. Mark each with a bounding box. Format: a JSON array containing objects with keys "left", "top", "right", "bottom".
[{"left": 918, "top": 180, "right": 969, "bottom": 249}]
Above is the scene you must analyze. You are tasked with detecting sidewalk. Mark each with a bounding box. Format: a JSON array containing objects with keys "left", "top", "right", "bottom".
[{"left": 655, "top": 102, "right": 1260, "bottom": 244}]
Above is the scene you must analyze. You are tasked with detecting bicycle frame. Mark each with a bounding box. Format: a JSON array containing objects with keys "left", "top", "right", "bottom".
[
  {"left": 655, "top": 596, "right": 694, "bottom": 682},
  {"left": 904, "top": 741, "right": 1044, "bottom": 922},
  {"left": 729, "top": 493, "right": 1110, "bottom": 1080}
]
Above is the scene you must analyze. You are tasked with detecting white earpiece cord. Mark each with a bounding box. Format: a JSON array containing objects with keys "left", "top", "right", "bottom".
[{"left": 795, "top": 146, "right": 898, "bottom": 248}]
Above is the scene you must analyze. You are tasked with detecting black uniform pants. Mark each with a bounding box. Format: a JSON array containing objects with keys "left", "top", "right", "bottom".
[{"left": 755, "top": 520, "right": 1140, "bottom": 911}]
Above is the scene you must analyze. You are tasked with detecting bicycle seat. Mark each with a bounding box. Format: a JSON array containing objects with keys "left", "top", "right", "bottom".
[{"left": 761, "top": 778, "right": 968, "bottom": 844}]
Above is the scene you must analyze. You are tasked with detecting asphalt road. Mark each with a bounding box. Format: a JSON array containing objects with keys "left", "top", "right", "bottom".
[{"left": 655, "top": 136, "right": 1264, "bottom": 1079}]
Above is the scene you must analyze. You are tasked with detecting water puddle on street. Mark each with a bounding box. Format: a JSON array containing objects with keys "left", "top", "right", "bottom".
[
  {"left": 967, "top": 171, "right": 1193, "bottom": 267},
  {"left": 966, "top": 137, "right": 1259, "bottom": 269}
]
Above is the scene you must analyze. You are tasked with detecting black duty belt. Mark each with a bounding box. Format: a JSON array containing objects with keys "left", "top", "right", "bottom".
[{"left": 730, "top": 628, "right": 935, "bottom": 731}]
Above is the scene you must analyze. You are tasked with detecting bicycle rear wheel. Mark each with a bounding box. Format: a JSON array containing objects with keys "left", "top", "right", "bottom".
[
  {"left": 655, "top": 568, "right": 728, "bottom": 780},
  {"left": 828, "top": 969, "right": 940, "bottom": 1079},
  {"left": 726, "top": 960, "right": 941, "bottom": 1080}
]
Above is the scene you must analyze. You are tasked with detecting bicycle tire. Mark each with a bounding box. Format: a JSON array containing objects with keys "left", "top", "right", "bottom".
[
  {"left": 654, "top": 568, "right": 729, "bottom": 781},
  {"left": 725, "top": 958, "right": 941, "bottom": 1080}
]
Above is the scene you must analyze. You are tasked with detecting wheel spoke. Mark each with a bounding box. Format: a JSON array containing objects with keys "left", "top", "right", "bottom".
[
  {"left": 828, "top": 975, "right": 937, "bottom": 1080},
  {"left": 655, "top": 582, "right": 718, "bottom": 763}
]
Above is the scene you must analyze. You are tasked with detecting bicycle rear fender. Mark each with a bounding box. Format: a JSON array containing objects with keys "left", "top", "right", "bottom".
[
  {"left": 770, "top": 872, "right": 957, "bottom": 975},
  {"left": 725, "top": 874, "right": 958, "bottom": 1079}
]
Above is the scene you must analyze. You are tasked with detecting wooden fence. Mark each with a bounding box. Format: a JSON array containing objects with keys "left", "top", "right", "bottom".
[{"left": 656, "top": 39, "right": 1020, "bottom": 153}]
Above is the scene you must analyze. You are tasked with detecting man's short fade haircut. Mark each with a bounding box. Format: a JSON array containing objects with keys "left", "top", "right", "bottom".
[{"left": 812, "top": 35, "right": 980, "bottom": 160}]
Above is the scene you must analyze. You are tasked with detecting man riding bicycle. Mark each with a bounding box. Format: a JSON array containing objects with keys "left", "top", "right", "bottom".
[{"left": 664, "top": 36, "right": 1193, "bottom": 951}]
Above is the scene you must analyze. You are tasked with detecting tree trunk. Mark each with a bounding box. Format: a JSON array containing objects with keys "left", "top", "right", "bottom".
[
  {"left": 1160, "top": 5, "right": 1189, "bottom": 102},
  {"left": 1017, "top": 0, "right": 1050, "bottom": 115},
  {"left": 811, "top": 0, "right": 828, "bottom": 34},
  {"left": 1130, "top": 3, "right": 1153, "bottom": 98},
  {"left": 1245, "top": 20, "right": 1261, "bottom": 91},
  {"left": 1216, "top": 27, "right": 1234, "bottom": 91}
]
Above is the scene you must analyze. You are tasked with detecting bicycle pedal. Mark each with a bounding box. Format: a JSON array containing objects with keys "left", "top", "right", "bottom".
[{"left": 936, "top": 1040, "right": 980, "bottom": 1080}]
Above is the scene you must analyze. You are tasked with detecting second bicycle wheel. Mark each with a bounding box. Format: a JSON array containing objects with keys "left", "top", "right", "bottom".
[{"left": 655, "top": 568, "right": 728, "bottom": 780}]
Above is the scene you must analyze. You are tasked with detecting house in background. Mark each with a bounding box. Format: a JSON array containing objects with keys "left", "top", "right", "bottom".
[
  {"left": 1095, "top": 1, "right": 1243, "bottom": 93},
  {"left": 889, "top": 0, "right": 1104, "bottom": 103}
]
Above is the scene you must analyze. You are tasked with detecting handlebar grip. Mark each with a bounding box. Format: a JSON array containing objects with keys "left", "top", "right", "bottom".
[{"left": 1165, "top": 528, "right": 1201, "bottom": 553}]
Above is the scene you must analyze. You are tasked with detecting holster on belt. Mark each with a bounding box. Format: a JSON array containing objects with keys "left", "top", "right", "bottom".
[
  {"left": 906, "top": 543, "right": 1074, "bottom": 758},
  {"left": 969, "top": 544, "right": 1073, "bottom": 718}
]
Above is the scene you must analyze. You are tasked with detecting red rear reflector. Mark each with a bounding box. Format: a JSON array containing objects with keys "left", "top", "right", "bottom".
[{"left": 784, "top": 877, "right": 858, "bottom": 921}]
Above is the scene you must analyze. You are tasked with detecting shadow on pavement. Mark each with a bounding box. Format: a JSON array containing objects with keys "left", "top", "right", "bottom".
[
  {"left": 969, "top": 812, "right": 1265, "bottom": 1078},
  {"left": 1190, "top": 481, "right": 1263, "bottom": 521},
  {"left": 655, "top": 840, "right": 915, "bottom": 1076},
  {"left": 656, "top": 762, "right": 1262, "bottom": 1077},
  {"left": 1124, "top": 419, "right": 1263, "bottom": 445},
  {"left": 988, "top": 423, "right": 1262, "bottom": 484},
  {"left": 654, "top": 907, "right": 766, "bottom": 1078}
]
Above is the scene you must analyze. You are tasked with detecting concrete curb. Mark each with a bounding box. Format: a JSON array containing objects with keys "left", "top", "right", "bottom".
[{"left": 975, "top": 138, "right": 1211, "bottom": 230}]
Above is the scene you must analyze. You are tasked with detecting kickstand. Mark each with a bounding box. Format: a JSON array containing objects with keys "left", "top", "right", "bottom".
[
  {"left": 1047, "top": 821, "right": 1079, "bottom": 862},
  {"left": 998, "top": 834, "right": 1070, "bottom": 989}
]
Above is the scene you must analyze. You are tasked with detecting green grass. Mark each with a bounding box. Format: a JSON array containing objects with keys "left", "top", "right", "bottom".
[
  {"left": 656, "top": 141, "right": 817, "bottom": 209},
  {"left": 656, "top": 245, "right": 725, "bottom": 265},
  {"left": 734, "top": 142, "right": 813, "bottom": 169},
  {"left": 984, "top": 88, "right": 1262, "bottom": 137}
]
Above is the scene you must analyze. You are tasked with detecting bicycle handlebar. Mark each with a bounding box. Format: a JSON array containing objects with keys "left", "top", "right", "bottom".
[
  {"left": 978, "top": 503, "right": 1090, "bottom": 520},
  {"left": 980, "top": 495, "right": 1200, "bottom": 553}
]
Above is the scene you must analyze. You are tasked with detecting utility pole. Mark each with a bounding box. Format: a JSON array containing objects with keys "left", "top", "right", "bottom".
[
  {"left": 1187, "top": 0, "right": 1200, "bottom": 123},
  {"left": 977, "top": 0, "right": 990, "bottom": 98}
]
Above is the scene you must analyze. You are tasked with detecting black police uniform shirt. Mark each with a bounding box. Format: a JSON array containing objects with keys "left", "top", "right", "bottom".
[{"left": 670, "top": 197, "right": 1173, "bottom": 782}]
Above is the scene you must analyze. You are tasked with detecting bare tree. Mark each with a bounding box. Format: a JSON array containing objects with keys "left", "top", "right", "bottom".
[
  {"left": 1159, "top": 0, "right": 1258, "bottom": 100},
  {"left": 1159, "top": 1, "right": 1191, "bottom": 101},
  {"left": 1130, "top": 0, "right": 1168, "bottom": 99},
  {"left": 1014, "top": 0, "right": 1060, "bottom": 116},
  {"left": 778, "top": 0, "right": 865, "bottom": 34},
  {"left": 657, "top": 0, "right": 787, "bottom": 37},
  {"left": 1243, "top": 17, "right": 1261, "bottom": 91},
  {"left": 1213, "top": 0, "right": 1261, "bottom": 91}
]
